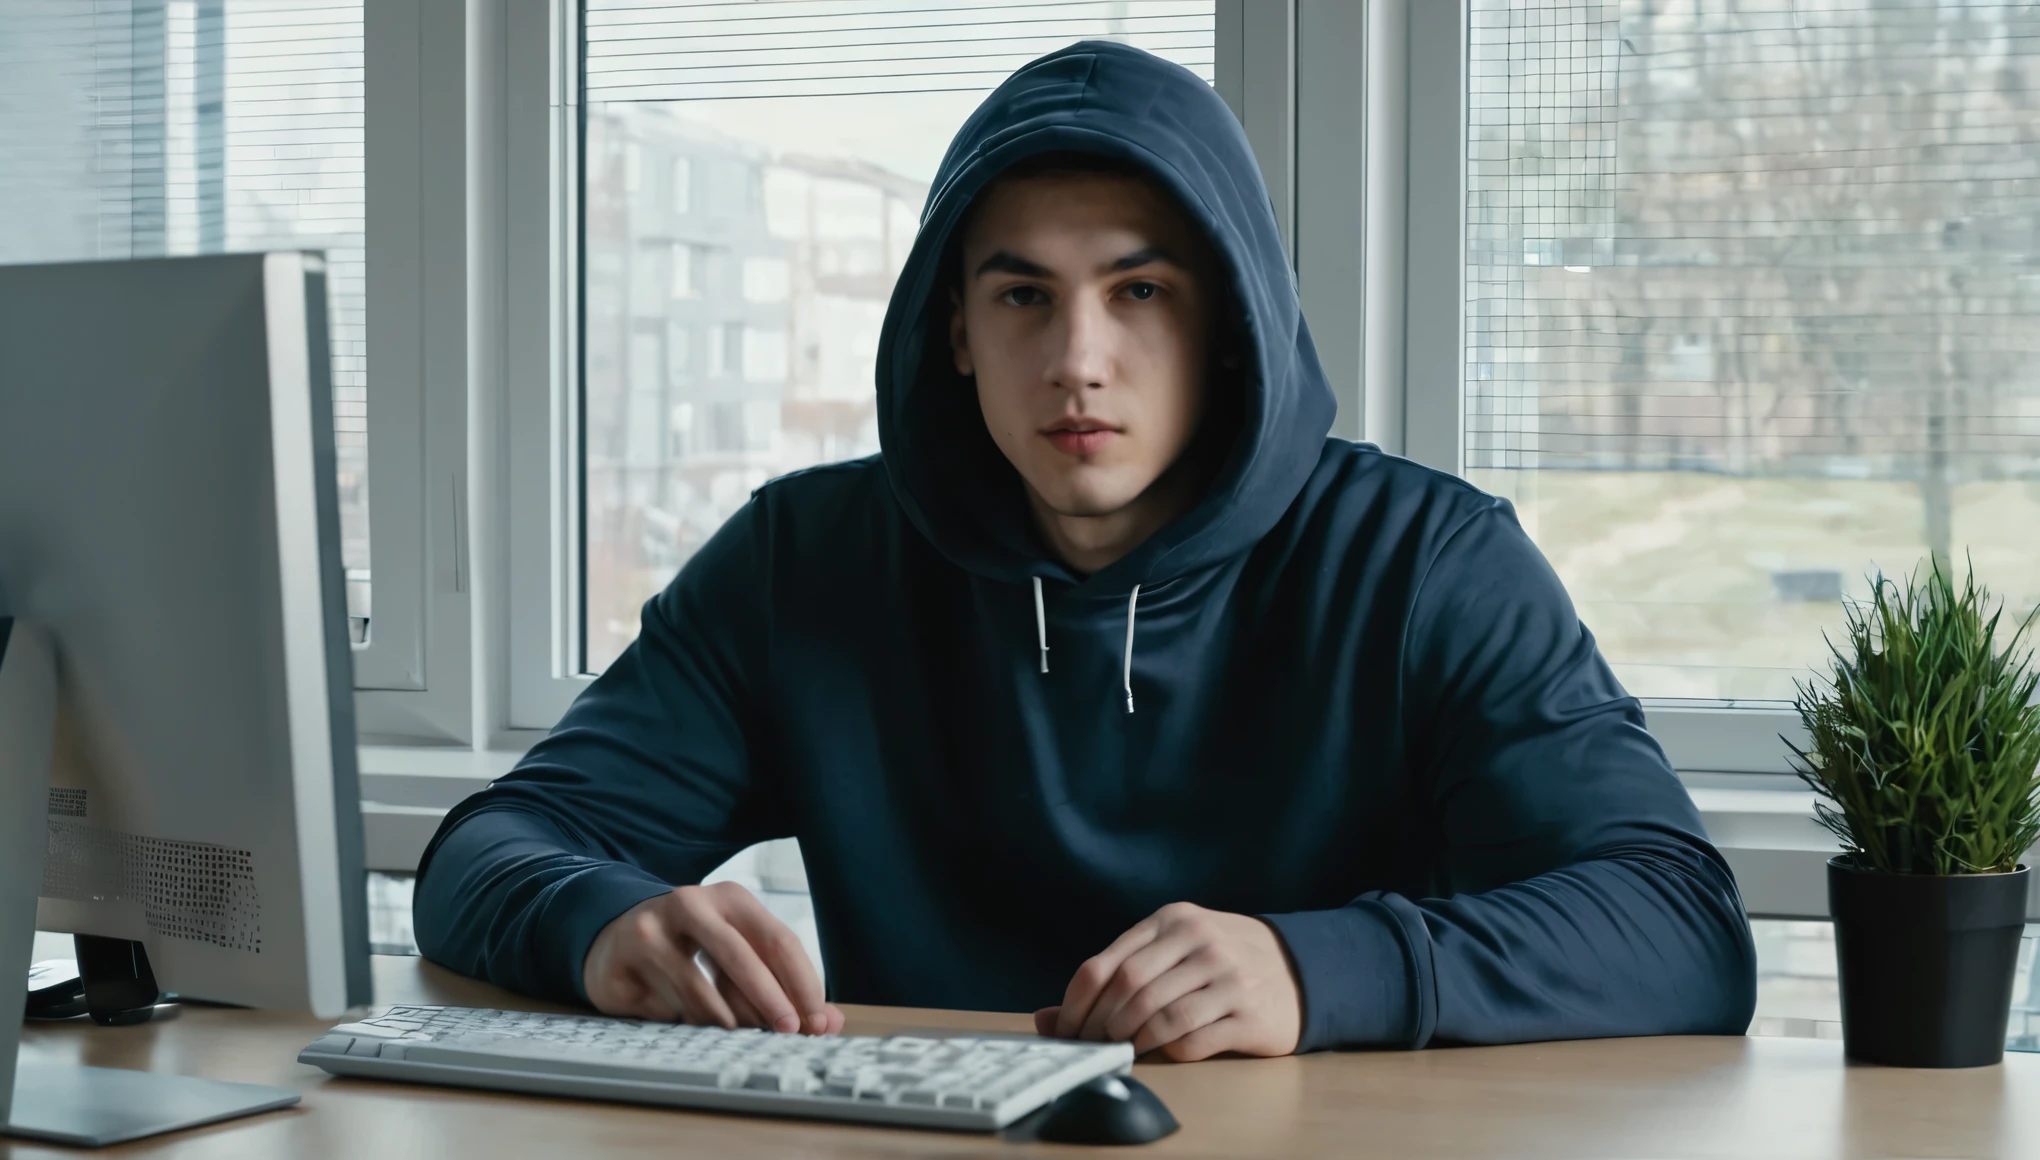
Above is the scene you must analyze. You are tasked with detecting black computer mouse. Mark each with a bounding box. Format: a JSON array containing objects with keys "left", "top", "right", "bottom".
[{"left": 1035, "top": 1073, "right": 1179, "bottom": 1146}]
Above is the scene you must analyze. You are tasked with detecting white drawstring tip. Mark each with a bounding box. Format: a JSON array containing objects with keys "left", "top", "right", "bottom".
[
  {"left": 1122, "top": 584, "right": 1141, "bottom": 715},
  {"left": 1032, "top": 575, "right": 1051, "bottom": 675}
]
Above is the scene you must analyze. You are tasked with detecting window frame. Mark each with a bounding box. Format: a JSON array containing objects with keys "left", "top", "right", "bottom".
[
  {"left": 492, "top": 0, "right": 1816, "bottom": 769},
  {"left": 503, "top": 0, "right": 1277, "bottom": 730},
  {"left": 357, "top": 0, "right": 1867, "bottom": 917},
  {"left": 504, "top": 0, "right": 588, "bottom": 730},
  {"left": 351, "top": 0, "right": 475, "bottom": 745}
]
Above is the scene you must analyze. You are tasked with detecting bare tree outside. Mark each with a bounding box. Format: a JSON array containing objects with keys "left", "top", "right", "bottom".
[{"left": 1467, "top": 0, "right": 2040, "bottom": 701}]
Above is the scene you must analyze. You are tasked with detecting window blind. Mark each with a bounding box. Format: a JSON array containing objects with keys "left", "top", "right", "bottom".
[
  {"left": 0, "top": 1, "right": 370, "bottom": 626},
  {"left": 584, "top": 0, "right": 1215, "bottom": 102},
  {"left": 1465, "top": 0, "right": 2040, "bottom": 478}
]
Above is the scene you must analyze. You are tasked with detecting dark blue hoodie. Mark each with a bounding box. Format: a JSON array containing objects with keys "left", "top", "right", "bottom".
[{"left": 415, "top": 41, "right": 1756, "bottom": 1051}]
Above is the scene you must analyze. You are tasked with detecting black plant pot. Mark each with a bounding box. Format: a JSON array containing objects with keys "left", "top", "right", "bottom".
[{"left": 1827, "top": 855, "right": 2028, "bottom": 1068}]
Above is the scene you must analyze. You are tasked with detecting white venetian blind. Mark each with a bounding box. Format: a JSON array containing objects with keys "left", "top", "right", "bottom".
[
  {"left": 584, "top": 0, "right": 1216, "bottom": 101},
  {"left": 1464, "top": 0, "right": 2040, "bottom": 477},
  {"left": 0, "top": 0, "right": 370, "bottom": 631}
]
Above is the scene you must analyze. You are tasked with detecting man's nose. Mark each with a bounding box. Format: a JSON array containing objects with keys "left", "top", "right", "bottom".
[{"left": 1046, "top": 293, "right": 1114, "bottom": 391}]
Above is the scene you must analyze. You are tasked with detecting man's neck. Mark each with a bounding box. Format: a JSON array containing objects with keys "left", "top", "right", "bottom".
[{"left": 1027, "top": 458, "right": 1208, "bottom": 577}]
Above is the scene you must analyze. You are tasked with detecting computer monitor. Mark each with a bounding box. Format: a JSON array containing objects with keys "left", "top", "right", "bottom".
[{"left": 0, "top": 253, "right": 369, "bottom": 1146}]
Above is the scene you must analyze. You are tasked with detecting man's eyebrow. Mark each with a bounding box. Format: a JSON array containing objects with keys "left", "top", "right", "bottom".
[
  {"left": 1105, "top": 244, "right": 1178, "bottom": 273},
  {"left": 971, "top": 245, "right": 1182, "bottom": 280},
  {"left": 973, "top": 250, "right": 1051, "bottom": 280}
]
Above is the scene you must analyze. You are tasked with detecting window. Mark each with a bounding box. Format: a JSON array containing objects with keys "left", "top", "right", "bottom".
[
  {"left": 1462, "top": 0, "right": 2040, "bottom": 703},
  {"left": 705, "top": 321, "right": 731, "bottom": 379},
  {"left": 670, "top": 155, "right": 692, "bottom": 215},
  {"left": 576, "top": 0, "right": 1218, "bottom": 671},
  {"left": 0, "top": 0, "right": 372, "bottom": 640},
  {"left": 742, "top": 326, "right": 788, "bottom": 384},
  {"left": 743, "top": 256, "right": 789, "bottom": 303},
  {"left": 667, "top": 322, "right": 691, "bottom": 383},
  {"left": 671, "top": 244, "right": 696, "bottom": 297}
]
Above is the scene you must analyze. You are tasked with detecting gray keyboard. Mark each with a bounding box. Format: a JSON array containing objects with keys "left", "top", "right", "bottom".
[{"left": 299, "top": 1004, "right": 1134, "bottom": 1131}]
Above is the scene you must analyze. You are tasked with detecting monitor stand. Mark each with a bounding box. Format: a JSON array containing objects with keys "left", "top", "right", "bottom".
[
  {"left": 0, "top": 620, "right": 301, "bottom": 1147},
  {"left": 74, "top": 933, "right": 164, "bottom": 1026}
]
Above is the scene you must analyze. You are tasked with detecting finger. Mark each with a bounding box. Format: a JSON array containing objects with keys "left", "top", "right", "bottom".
[
  {"left": 1034, "top": 1007, "right": 1061, "bottom": 1037},
  {"left": 686, "top": 902, "right": 802, "bottom": 1033},
  {"left": 1055, "top": 920, "right": 1163, "bottom": 1039},
  {"left": 635, "top": 919, "right": 738, "bottom": 1028},
  {"left": 623, "top": 966, "right": 687, "bottom": 1022},
  {"left": 592, "top": 967, "right": 657, "bottom": 1021},
  {"left": 1159, "top": 1013, "right": 1245, "bottom": 1063},
  {"left": 630, "top": 957, "right": 720, "bottom": 1026},
  {"left": 807, "top": 998, "right": 840, "bottom": 1035},
  {"left": 716, "top": 969, "right": 767, "bottom": 1029},
  {"left": 1133, "top": 986, "right": 1233, "bottom": 1057},
  {"left": 1103, "top": 954, "right": 1217, "bottom": 1043},
  {"left": 583, "top": 946, "right": 640, "bottom": 1017},
  {"left": 793, "top": 999, "right": 843, "bottom": 1036},
  {"left": 1078, "top": 931, "right": 1201, "bottom": 1042},
  {"left": 718, "top": 888, "right": 830, "bottom": 1032}
]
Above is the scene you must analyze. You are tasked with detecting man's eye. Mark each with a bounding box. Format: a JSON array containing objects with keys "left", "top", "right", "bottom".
[
  {"left": 1125, "top": 282, "right": 1158, "bottom": 301},
  {"left": 1002, "top": 286, "right": 1047, "bottom": 306}
]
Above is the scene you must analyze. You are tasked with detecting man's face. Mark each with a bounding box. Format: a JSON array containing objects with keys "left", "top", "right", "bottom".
[{"left": 949, "top": 171, "right": 1221, "bottom": 521}]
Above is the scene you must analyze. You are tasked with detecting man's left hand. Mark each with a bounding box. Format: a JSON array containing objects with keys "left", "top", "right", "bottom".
[{"left": 1033, "top": 902, "right": 1303, "bottom": 1061}]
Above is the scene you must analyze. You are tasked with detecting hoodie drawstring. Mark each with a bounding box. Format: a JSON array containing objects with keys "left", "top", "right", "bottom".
[
  {"left": 1031, "top": 576, "right": 1050, "bottom": 674},
  {"left": 1123, "top": 584, "right": 1141, "bottom": 714},
  {"left": 1028, "top": 578, "right": 1141, "bottom": 713}
]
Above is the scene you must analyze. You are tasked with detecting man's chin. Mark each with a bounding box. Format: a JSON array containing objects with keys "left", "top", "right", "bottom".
[
  {"left": 1029, "top": 482, "right": 1144, "bottom": 521},
  {"left": 1047, "top": 500, "right": 1134, "bottom": 520}
]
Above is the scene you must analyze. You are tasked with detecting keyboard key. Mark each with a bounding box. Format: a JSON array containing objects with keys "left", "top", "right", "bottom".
[{"left": 744, "top": 1063, "right": 822, "bottom": 1094}]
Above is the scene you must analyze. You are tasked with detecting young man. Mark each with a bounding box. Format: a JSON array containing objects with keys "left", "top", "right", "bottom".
[{"left": 415, "top": 41, "right": 1756, "bottom": 1059}]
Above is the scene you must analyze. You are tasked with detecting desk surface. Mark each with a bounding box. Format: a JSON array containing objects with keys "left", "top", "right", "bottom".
[{"left": 9, "top": 955, "right": 2037, "bottom": 1159}]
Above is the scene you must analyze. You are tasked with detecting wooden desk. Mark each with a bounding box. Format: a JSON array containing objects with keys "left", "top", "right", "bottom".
[{"left": 9, "top": 956, "right": 2037, "bottom": 1159}]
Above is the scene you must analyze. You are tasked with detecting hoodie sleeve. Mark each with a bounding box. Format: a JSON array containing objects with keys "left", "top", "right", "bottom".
[
  {"left": 1261, "top": 501, "right": 1757, "bottom": 1051},
  {"left": 412, "top": 501, "right": 784, "bottom": 1005}
]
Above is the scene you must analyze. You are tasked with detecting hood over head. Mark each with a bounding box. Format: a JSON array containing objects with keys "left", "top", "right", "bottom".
[{"left": 875, "top": 40, "right": 1337, "bottom": 591}]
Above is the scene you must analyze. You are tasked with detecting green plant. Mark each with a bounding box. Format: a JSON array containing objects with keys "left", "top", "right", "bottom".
[{"left": 1788, "top": 558, "right": 2040, "bottom": 874}]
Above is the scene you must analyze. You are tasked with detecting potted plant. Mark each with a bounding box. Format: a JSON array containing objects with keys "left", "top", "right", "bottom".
[{"left": 1789, "top": 559, "right": 2040, "bottom": 1068}]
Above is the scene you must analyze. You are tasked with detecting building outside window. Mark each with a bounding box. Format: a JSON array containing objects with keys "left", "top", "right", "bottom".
[
  {"left": 0, "top": 0, "right": 372, "bottom": 640},
  {"left": 578, "top": 0, "right": 1215, "bottom": 669}
]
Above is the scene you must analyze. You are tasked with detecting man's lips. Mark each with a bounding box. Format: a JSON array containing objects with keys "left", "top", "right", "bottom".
[{"left": 1041, "top": 419, "right": 1122, "bottom": 456}]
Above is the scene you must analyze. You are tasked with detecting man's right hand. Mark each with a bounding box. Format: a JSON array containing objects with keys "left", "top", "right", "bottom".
[{"left": 581, "top": 881, "right": 844, "bottom": 1035}]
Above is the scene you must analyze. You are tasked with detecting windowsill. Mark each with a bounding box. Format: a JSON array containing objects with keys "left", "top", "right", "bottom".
[
  {"left": 1678, "top": 776, "right": 1842, "bottom": 919},
  {"left": 358, "top": 745, "right": 1832, "bottom": 812},
  {"left": 1679, "top": 776, "right": 1834, "bottom": 852},
  {"left": 365, "top": 746, "right": 2040, "bottom": 922},
  {"left": 359, "top": 744, "right": 528, "bottom": 804},
  {"left": 357, "top": 745, "right": 530, "bottom": 871},
  {"left": 354, "top": 743, "right": 1857, "bottom": 914},
  {"left": 360, "top": 747, "right": 1830, "bottom": 803}
]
